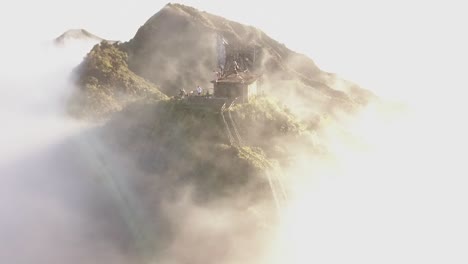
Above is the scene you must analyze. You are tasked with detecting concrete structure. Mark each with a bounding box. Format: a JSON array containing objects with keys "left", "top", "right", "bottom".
[{"left": 212, "top": 72, "right": 260, "bottom": 103}]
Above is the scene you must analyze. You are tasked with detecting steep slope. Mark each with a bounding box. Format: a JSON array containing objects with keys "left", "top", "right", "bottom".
[
  {"left": 96, "top": 96, "right": 315, "bottom": 261},
  {"left": 68, "top": 42, "right": 168, "bottom": 119},
  {"left": 101, "top": 97, "right": 308, "bottom": 188},
  {"left": 71, "top": 3, "right": 375, "bottom": 120},
  {"left": 124, "top": 3, "right": 323, "bottom": 91},
  {"left": 122, "top": 3, "right": 374, "bottom": 116}
]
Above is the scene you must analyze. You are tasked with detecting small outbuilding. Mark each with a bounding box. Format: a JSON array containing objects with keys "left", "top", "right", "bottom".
[{"left": 211, "top": 72, "right": 260, "bottom": 103}]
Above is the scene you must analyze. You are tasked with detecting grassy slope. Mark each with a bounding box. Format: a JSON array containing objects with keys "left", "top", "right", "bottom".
[
  {"left": 68, "top": 42, "right": 168, "bottom": 119},
  {"left": 100, "top": 96, "right": 315, "bottom": 203}
]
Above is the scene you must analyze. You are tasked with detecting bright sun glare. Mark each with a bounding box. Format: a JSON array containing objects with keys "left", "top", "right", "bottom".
[{"left": 268, "top": 96, "right": 468, "bottom": 263}]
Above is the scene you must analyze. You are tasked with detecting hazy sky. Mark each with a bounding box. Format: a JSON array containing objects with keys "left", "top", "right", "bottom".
[{"left": 3, "top": 0, "right": 466, "bottom": 100}]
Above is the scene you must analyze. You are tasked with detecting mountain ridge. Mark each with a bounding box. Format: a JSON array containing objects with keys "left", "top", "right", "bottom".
[
  {"left": 54, "top": 29, "right": 117, "bottom": 46},
  {"left": 70, "top": 3, "right": 375, "bottom": 120}
]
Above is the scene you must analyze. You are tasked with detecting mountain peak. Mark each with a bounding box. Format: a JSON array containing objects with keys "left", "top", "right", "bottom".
[
  {"left": 125, "top": 4, "right": 325, "bottom": 96},
  {"left": 54, "top": 29, "right": 116, "bottom": 46}
]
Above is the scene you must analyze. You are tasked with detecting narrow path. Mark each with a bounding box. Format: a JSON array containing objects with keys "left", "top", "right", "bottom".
[
  {"left": 220, "top": 100, "right": 289, "bottom": 216},
  {"left": 220, "top": 102, "right": 236, "bottom": 146},
  {"left": 227, "top": 98, "right": 244, "bottom": 147}
]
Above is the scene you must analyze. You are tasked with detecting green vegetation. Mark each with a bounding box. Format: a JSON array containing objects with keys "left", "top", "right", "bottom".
[
  {"left": 230, "top": 96, "right": 305, "bottom": 137},
  {"left": 229, "top": 96, "right": 318, "bottom": 161},
  {"left": 68, "top": 41, "right": 167, "bottom": 119},
  {"left": 101, "top": 96, "right": 311, "bottom": 204}
]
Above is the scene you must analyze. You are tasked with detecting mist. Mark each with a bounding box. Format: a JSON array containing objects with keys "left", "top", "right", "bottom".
[
  {"left": 252, "top": 2, "right": 468, "bottom": 262},
  {"left": 0, "top": 34, "right": 278, "bottom": 264},
  {"left": 266, "top": 53, "right": 468, "bottom": 264},
  {"left": 0, "top": 39, "right": 140, "bottom": 263},
  {"left": 2, "top": 1, "right": 468, "bottom": 263}
]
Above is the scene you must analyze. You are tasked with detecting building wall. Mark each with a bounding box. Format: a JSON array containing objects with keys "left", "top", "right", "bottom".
[
  {"left": 214, "top": 83, "right": 242, "bottom": 98},
  {"left": 214, "top": 81, "right": 257, "bottom": 103}
]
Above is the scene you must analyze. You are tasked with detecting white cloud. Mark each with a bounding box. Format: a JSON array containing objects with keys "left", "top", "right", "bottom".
[{"left": 1, "top": 1, "right": 467, "bottom": 263}]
